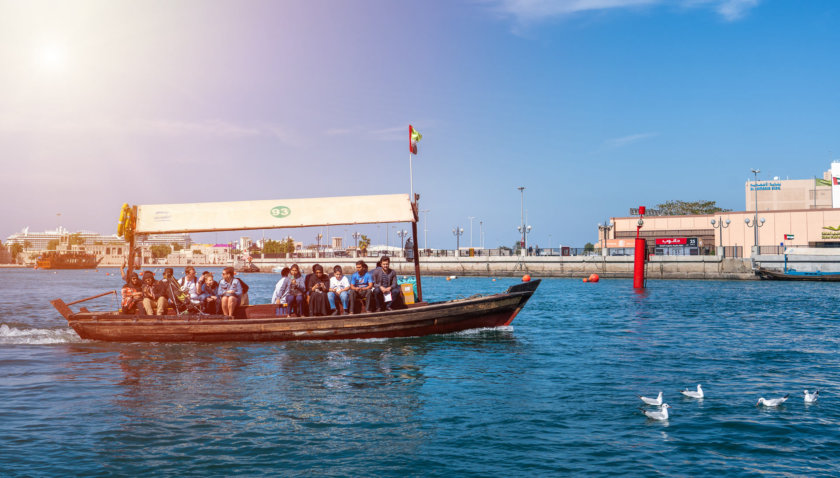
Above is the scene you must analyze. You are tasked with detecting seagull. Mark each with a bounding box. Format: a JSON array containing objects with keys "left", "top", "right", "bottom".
[
  {"left": 757, "top": 394, "right": 789, "bottom": 407},
  {"left": 641, "top": 403, "right": 671, "bottom": 421},
  {"left": 804, "top": 390, "right": 819, "bottom": 404},
  {"left": 639, "top": 391, "right": 663, "bottom": 406},
  {"left": 680, "top": 384, "right": 704, "bottom": 399}
]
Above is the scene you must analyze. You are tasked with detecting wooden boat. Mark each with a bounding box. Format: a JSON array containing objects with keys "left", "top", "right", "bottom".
[
  {"left": 50, "top": 193, "right": 541, "bottom": 342},
  {"left": 36, "top": 250, "right": 101, "bottom": 269},
  {"left": 756, "top": 267, "right": 840, "bottom": 281}
]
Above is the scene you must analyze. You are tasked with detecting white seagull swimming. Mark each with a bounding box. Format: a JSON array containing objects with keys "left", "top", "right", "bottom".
[
  {"left": 639, "top": 391, "right": 663, "bottom": 406},
  {"left": 680, "top": 384, "right": 704, "bottom": 399},
  {"left": 641, "top": 403, "right": 671, "bottom": 421},
  {"left": 804, "top": 390, "right": 819, "bottom": 404},
  {"left": 756, "top": 394, "right": 789, "bottom": 407}
]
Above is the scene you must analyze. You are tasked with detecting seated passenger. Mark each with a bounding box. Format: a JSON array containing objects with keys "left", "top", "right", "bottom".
[
  {"left": 348, "top": 260, "right": 374, "bottom": 314},
  {"left": 371, "top": 256, "right": 401, "bottom": 312},
  {"left": 307, "top": 264, "right": 330, "bottom": 316},
  {"left": 121, "top": 272, "right": 144, "bottom": 315},
  {"left": 287, "top": 264, "right": 306, "bottom": 317},
  {"left": 199, "top": 272, "right": 219, "bottom": 313},
  {"left": 328, "top": 265, "right": 351, "bottom": 315},
  {"left": 217, "top": 266, "right": 243, "bottom": 316},
  {"left": 141, "top": 270, "right": 168, "bottom": 315},
  {"left": 161, "top": 268, "right": 190, "bottom": 310},
  {"left": 271, "top": 267, "right": 292, "bottom": 316},
  {"left": 178, "top": 266, "right": 202, "bottom": 307}
]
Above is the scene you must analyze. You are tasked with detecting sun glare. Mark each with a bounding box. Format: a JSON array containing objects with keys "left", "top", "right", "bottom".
[{"left": 37, "top": 44, "right": 68, "bottom": 72}]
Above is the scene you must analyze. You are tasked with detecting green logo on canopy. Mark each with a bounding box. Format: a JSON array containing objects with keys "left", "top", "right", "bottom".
[{"left": 270, "top": 206, "right": 291, "bottom": 218}]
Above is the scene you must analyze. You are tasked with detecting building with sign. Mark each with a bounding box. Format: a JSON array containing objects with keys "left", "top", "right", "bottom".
[{"left": 602, "top": 161, "right": 840, "bottom": 256}]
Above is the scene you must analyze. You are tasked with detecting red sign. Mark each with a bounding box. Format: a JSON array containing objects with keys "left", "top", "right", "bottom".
[{"left": 656, "top": 237, "right": 687, "bottom": 245}]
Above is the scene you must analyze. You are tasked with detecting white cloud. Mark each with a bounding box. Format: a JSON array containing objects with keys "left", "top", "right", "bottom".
[
  {"left": 485, "top": 0, "right": 761, "bottom": 22},
  {"left": 603, "top": 132, "right": 659, "bottom": 148}
]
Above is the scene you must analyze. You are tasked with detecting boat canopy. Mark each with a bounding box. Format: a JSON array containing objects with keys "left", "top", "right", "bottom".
[{"left": 134, "top": 194, "right": 415, "bottom": 234}]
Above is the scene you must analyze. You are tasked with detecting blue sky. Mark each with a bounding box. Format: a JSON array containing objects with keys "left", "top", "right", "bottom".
[{"left": 1, "top": 0, "right": 838, "bottom": 249}]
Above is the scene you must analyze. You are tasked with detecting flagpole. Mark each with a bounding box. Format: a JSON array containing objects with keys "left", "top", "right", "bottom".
[{"left": 409, "top": 152, "right": 414, "bottom": 202}]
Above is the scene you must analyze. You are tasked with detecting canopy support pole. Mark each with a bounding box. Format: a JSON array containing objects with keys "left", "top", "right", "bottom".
[{"left": 412, "top": 194, "right": 422, "bottom": 302}]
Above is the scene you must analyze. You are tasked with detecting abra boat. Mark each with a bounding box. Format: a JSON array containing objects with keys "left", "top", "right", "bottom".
[
  {"left": 50, "top": 194, "right": 540, "bottom": 342},
  {"left": 36, "top": 250, "right": 101, "bottom": 269},
  {"left": 755, "top": 267, "right": 840, "bottom": 281}
]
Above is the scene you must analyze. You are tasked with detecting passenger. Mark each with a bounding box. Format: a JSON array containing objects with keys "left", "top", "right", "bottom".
[
  {"left": 328, "top": 265, "right": 351, "bottom": 315},
  {"left": 179, "top": 266, "right": 202, "bottom": 307},
  {"left": 287, "top": 264, "right": 306, "bottom": 317},
  {"left": 271, "top": 267, "right": 292, "bottom": 316},
  {"left": 161, "top": 268, "right": 189, "bottom": 310},
  {"left": 306, "top": 265, "right": 330, "bottom": 316},
  {"left": 371, "top": 256, "right": 401, "bottom": 311},
  {"left": 199, "top": 272, "right": 219, "bottom": 313},
  {"left": 121, "top": 272, "right": 144, "bottom": 314},
  {"left": 348, "top": 260, "right": 374, "bottom": 314},
  {"left": 217, "top": 266, "right": 243, "bottom": 316},
  {"left": 141, "top": 270, "right": 168, "bottom": 315}
]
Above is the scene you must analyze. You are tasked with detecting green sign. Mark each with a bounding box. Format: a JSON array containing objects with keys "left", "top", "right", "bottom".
[{"left": 270, "top": 206, "right": 291, "bottom": 218}]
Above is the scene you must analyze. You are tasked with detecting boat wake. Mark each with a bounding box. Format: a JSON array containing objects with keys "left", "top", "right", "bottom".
[{"left": 0, "top": 324, "right": 83, "bottom": 345}]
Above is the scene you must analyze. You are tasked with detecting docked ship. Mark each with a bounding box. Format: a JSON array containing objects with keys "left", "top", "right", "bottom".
[{"left": 36, "top": 250, "right": 101, "bottom": 269}]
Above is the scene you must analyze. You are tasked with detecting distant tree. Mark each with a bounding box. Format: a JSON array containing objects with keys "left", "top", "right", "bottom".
[
  {"left": 499, "top": 245, "right": 512, "bottom": 252},
  {"left": 172, "top": 243, "right": 183, "bottom": 252},
  {"left": 93, "top": 241, "right": 103, "bottom": 245},
  {"left": 150, "top": 244, "right": 172, "bottom": 259},
  {"left": 192, "top": 249, "right": 202, "bottom": 255},
  {"left": 584, "top": 242, "right": 595, "bottom": 252},
  {"left": 263, "top": 238, "right": 296, "bottom": 254},
  {"left": 47, "top": 239, "right": 60, "bottom": 250},
  {"left": 656, "top": 200, "right": 730, "bottom": 216},
  {"left": 68, "top": 233, "right": 85, "bottom": 246},
  {"left": 358, "top": 235, "right": 371, "bottom": 253},
  {"left": 23, "top": 240, "right": 32, "bottom": 249},
  {"left": 10, "top": 243, "right": 24, "bottom": 263}
]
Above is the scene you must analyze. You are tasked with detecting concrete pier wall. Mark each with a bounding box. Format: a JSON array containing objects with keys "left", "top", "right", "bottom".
[{"left": 246, "top": 256, "right": 757, "bottom": 280}]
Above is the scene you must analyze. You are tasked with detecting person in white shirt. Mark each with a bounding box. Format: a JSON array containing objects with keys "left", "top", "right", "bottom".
[
  {"left": 271, "top": 267, "right": 292, "bottom": 316},
  {"left": 328, "top": 265, "right": 351, "bottom": 315},
  {"left": 179, "top": 266, "right": 201, "bottom": 306}
]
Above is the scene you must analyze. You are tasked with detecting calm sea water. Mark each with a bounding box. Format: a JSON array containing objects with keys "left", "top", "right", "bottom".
[{"left": 1, "top": 268, "right": 839, "bottom": 476}]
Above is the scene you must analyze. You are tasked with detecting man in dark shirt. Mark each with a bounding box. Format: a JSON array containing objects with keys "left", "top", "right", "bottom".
[
  {"left": 371, "top": 256, "right": 401, "bottom": 311},
  {"left": 141, "top": 270, "right": 169, "bottom": 315}
]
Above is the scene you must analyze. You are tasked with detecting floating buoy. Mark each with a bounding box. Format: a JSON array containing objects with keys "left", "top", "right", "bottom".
[
  {"left": 448, "top": 275, "right": 456, "bottom": 280},
  {"left": 492, "top": 278, "right": 496, "bottom": 282},
  {"left": 583, "top": 278, "right": 588, "bottom": 282},
  {"left": 589, "top": 273, "right": 600, "bottom": 283},
  {"left": 522, "top": 274, "right": 531, "bottom": 282}
]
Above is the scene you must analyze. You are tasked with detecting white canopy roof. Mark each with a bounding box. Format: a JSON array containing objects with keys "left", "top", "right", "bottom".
[{"left": 134, "top": 194, "right": 415, "bottom": 234}]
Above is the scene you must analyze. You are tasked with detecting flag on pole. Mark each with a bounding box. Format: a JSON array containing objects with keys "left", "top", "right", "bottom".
[{"left": 409, "top": 125, "right": 422, "bottom": 154}]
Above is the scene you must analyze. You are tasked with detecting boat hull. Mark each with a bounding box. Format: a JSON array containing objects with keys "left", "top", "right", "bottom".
[
  {"left": 64, "top": 280, "right": 540, "bottom": 342},
  {"left": 756, "top": 267, "right": 840, "bottom": 281}
]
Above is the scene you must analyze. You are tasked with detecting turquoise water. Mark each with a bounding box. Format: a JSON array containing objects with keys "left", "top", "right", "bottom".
[{"left": 1, "top": 269, "right": 839, "bottom": 476}]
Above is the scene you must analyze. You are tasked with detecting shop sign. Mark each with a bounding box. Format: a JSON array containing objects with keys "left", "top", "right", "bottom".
[
  {"left": 687, "top": 238, "right": 698, "bottom": 247},
  {"left": 821, "top": 226, "right": 840, "bottom": 240},
  {"left": 750, "top": 181, "right": 782, "bottom": 191},
  {"left": 656, "top": 237, "right": 687, "bottom": 246}
]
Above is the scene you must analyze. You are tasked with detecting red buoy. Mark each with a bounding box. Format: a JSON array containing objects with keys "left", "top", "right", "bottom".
[
  {"left": 522, "top": 274, "right": 531, "bottom": 282},
  {"left": 589, "top": 273, "right": 599, "bottom": 283}
]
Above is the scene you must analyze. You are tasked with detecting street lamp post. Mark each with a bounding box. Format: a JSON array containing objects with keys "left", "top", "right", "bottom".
[
  {"left": 598, "top": 221, "right": 613, "bottom": 257},
  {"left": 480, "top": 221, "right": 484, "bottom": 250},
  {"left": 517, "top": 187, "right": 527, "bottom": 256},
  {"left": 710, "top": 217, "right": 731, "bottom": 257},
  {"left": 452, "top": 227, "right": 464, "bottom": 257},
  {"left": 516, "top": 224, "right": 532, "bottom": 255},
  {"left": 396, "top": 229, "right": 409, "bottom": 255},
  {"left": 316, "top": 233, "right": 323, "bottom": 257},
  {"left": 467, "top": 216, "right": 475, "bottom": 248},
  {"left": 352, "top": 231, "right": 361, "bottom": 257},
  {"left": 745, "top": 216, "right": 765, "bottom": 254}
]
